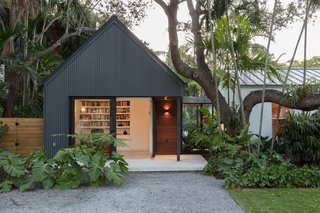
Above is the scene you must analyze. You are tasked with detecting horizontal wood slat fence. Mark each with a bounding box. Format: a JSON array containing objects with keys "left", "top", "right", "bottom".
[{"left": 0, "top": 118, "right": 43, "bottom": 156}]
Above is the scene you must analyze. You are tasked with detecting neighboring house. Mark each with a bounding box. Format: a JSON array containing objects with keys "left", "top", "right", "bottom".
[
  {"left": 43, "top": 16, "right": 184, "bottom": 159},
  {"left": 221, "top": 69, "right": 320, "bottom": 138}
]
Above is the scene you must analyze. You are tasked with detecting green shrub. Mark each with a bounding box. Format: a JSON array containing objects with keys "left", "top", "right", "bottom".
[
  {"left": 0, "top": 133, "right": 128, "bottom": 192},
  {"left": 277, "top": 110, "right": 320, "bottom": 164},
  {"left": 202, "top": 125, "right": 320, "bottom": 188}
]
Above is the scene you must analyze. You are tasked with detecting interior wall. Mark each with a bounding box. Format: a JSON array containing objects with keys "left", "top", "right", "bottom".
[
  {"left": 74, "top": 100, "right": 80, "bottom": 134},
  {"left": 117, "top": 98, "right": 151, "bottom": 156}
]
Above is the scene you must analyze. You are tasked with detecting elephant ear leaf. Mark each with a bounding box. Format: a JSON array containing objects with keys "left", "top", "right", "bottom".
[
  {"left": 111, "top": 152, "right": 128, "bottom": 174},
  {"left": 88, "top": 152, "right": 105, "bottom": 183},
  {"left": 55, "top": 170, "right": 81, "bottom": 189},
  {"left": 32, "top": 159, "right": 54, "bottom": 182},
  {"left": 53, "top": 149, "right": 72, "bottom": 163},
  {"left": 19, "top": 178, "right": 36, "bottom": 192},
  {"left": 105, "top": 162, "right": 124, "bottom": 185},
  {"left": 0, "top": 180, "right": 13, "bottom": 192},
  {"left": 0, "top": 153, "right": 26, "bottom": 177},
  {"left": 42, "top": 178, "right": 55, "bottom": 190}
]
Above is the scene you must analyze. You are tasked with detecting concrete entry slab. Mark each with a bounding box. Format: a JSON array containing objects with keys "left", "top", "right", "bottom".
[{"left": 126, "top": 154, "right": 207, "bottom": 172}]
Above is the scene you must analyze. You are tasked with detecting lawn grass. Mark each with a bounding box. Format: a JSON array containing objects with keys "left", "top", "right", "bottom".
[{"left": 227, "top": 188, "right": 320, "bottom": 213}]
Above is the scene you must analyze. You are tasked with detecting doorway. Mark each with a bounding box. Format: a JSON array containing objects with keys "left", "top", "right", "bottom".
[{"left": 156, "top": 97, "right": 177, "bottom": 155}]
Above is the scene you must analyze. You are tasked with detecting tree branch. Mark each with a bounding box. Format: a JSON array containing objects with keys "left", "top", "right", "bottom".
[
  {"left": 156, "top": 0, "right": 232, "bottom": 125},
  {"left": 243, "top": 89, "right": 320, "bottom": 122},
  {"left": 28, "top": 30, "right": 80, "bottom": 64},
  {"left": 154, "top": 0, "right": 169, "bottom": 13},
  {"left": 29, "top": 0, "right": 95, "bottom": 64},
  {"left": 36, "top": 15, "right": 62, "bottom": 43}
]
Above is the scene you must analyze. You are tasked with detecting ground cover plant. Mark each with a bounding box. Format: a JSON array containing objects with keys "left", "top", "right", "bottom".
[
  {"left": 227, "top": 188, "right": 320, "bottom": 213},
  {"left": 190, "top": 108, "right": 320, "bottom": 188},
  {"left": 0, "top": 133, "right": 128, "bottom": 192}
]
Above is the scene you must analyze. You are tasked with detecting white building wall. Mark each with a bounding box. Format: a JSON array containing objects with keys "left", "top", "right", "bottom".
[{"left": 220, "top": 86, "right": 281, "bottom": 139}]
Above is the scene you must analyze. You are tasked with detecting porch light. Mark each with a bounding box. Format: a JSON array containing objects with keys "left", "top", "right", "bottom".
[
  {"left": 163, "top": 104, "right": 171, "bottom": 111},
  {"left": 163, "top": 104, "right": 171, "bottom": 115},
  {"left": 80, "top": 106, "right": 86, "bottom": 112}
]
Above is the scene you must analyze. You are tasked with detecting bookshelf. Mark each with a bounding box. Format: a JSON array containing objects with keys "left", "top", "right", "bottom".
[{"left": 75, "top": 99, "right": 130, "bottom": 135}]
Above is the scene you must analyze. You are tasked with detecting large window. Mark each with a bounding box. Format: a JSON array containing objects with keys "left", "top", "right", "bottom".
[
  {"left": 75, "top": 99, "right": 111, "bottom": 135},
  {"left": 74, "top": 99, "right": 130, "bottom": 136}
]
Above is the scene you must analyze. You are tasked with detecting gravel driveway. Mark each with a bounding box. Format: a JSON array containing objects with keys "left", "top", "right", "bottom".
[{"left": 0, "top": 172, "right": 242, "bottom": 213}]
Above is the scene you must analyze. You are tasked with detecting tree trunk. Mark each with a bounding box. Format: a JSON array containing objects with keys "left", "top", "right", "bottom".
[
  {"left": 225, "top": 0, "right": 246, "bottom": 126},
  {"left": 156, "top": 0, "right": 232, "bottom": 128},
  {"left": 2, "top": 69, "right": 22, "bottom": 117},
  {"left": 271, "top": 0, "right": 312, "bottom": 150},
  {"left": 243, "top": 89, "right": 320, "bottom": 122},
  {"left": 303, "top": 0, "right": 309, "bottom": 87},
  {"left": 2, "top": 0, "right": 19, "bottom": 117},
  {"left": 208, "top": 0, "right": 221, "bottom": 128},
  {"left": 155, "top": 0, "right": 320, "bottom": 134},
  {"left": 257, "top": 0, "right": 278, "bottom": 154},
  {"left": 22, "top": 0, "right": 30, "bottom": 106}
]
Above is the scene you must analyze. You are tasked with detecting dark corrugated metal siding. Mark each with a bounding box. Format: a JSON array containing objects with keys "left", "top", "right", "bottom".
[{"left": 44, "top": 16, "right": 184, "bottom": 157}]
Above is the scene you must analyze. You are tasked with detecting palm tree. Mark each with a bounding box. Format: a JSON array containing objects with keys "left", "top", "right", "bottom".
[
  {"left": 225, "top": 0, "right": 246, "bottom": 126},
  {"left": 257, "top": 0, "right": 278, "bottom": 155},
  {"left": 208, "top": 0, "right": 221, "bottom": 128},
  {"left": 271, "top": 0, "right": 318, "bottom": 150},
  {"left": 303, "top": 0, "right": 310, "bottom": 87}
]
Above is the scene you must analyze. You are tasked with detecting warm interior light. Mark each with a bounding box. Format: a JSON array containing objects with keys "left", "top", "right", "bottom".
[
  {"left": 80, "top": 106, "right": 86, "bottom": 112},
  {"left": 163, "top": 104, "right": 170, "bottom": 111},
  {"left": 164, "top": 96, "right": 168, "bottom": 100}
]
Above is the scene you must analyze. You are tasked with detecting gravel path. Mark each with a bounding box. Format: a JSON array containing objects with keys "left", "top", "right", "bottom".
[{"left": 0, "top": 172, "right": 243, "bottom": 213}]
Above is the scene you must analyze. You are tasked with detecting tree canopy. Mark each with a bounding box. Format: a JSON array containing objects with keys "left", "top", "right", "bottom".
[
  {"left": 155, "top": 0, "right": 320, "bottom": 132},
  {"left": 0, "top": 0, "right": 150, "bottom": 117}
]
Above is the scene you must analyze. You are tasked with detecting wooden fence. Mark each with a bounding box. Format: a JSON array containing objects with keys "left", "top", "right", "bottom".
[{"left": 0, "top": 118, "right": 43, "bottom": 156}]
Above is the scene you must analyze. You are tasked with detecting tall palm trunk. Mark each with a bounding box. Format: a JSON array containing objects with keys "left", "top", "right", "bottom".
[
  {"left": 2, "top": 0, "right": 18, "bottom": 117},
  {"left": 22, "top": 0, "right": 30, "bottom": 106},
  {"left": 208, "top": 0, "right": 221, "bottom": 128},
  {"left": 225, "top": 0, "right": 246, "bottom": 126},
  {"left": 271, "top": 1, "right": 312, "bottom": 150},
  {"left": 303, "top": 0, "right": 309, "bottom": 87},
  {"left": 257, "top": 0, "right": 278, "bottom": 155}
]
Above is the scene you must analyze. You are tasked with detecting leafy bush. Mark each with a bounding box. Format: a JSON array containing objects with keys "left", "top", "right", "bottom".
[
  {"left": 0, "top": 133, "right": 128, "bottom": 192},
  {"left": 183, "top": 108, "right": 219, "bottom": 152},
  {"left": 284, "top": 79, "right": 320, "bottom": 106},
  {"left": 202, "top": 126, "right": 320, "bottom": 188},
  {"left": 277, "top": 110, "right": 320, "bottom": 164}
]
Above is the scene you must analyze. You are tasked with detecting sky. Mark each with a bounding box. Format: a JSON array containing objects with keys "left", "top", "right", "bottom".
[{"left": 132, "top": 1, "right": 320, "bottom": 64}]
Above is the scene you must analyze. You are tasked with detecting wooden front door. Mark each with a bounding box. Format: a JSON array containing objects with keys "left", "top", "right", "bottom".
[{"left": 156, "top": 98, "right": 177, "bottom": 155}]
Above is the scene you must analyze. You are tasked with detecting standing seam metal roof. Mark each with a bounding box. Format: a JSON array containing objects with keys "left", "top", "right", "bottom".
[{"left": 238, "top": 69, "right": 320, "bottom": 86}]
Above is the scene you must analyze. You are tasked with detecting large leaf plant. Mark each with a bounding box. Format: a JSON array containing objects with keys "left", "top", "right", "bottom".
[{"left": 0, "top": 133, "right": 128, "bottom": 192}]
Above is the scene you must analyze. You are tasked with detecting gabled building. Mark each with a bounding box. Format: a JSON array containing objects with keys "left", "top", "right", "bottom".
[{"left": 43, "top": 16, "right": 184, "bottom": 159}]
